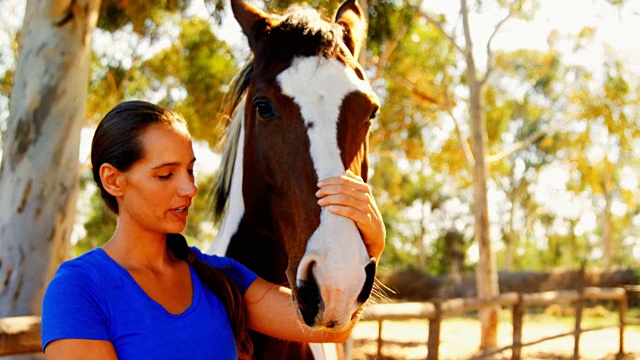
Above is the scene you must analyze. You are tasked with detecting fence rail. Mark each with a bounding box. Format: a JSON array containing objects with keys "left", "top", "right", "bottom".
[
  {"left": 0, "top": 316, "right": 41, "bottom": 356},
  {"left": 361, "top": 287, "right": 632, "bottom": 360},
  {"left": 0, "top": 287, "right": 636, "bottom": 359}
]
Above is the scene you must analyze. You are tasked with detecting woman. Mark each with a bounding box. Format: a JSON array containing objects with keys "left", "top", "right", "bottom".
[{"left": 42, "top": 101, "right": 385, "bottom": 359}]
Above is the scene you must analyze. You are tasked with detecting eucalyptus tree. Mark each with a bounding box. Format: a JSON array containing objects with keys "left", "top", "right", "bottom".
[
  {"left": 0, "top": 0, "right": 229, "bottom": 322},
  {"left": 0, "top": 0, "right": 101, "bottom": 319},
  {"left": 402, "top": 0, "right": 539, "bottom": 349}
]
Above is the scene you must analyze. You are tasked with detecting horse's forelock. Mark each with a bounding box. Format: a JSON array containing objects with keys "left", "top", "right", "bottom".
[
  {"left": 279, "top": 6, "right": 336, "bottom": 37},
  {"left": 264, "top": 6, "right": 342, "bottom": 61}
]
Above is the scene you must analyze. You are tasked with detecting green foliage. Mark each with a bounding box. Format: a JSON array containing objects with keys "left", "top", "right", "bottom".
[
  {"left": 98, "top": 0, "right": 191, "bottom": 34},
  {"left": 0, "top": 69, "right": 12, "bottom": 101},
  {"left": 87, "top": 14, "right": 237, "bottom": 144},
  {"left": 204, "top": 0, "right": 229, "bottom": 24},
  {"left": 428, "top": 230, "right": 471, "bottom": 275},
  {"left": 366, "top": 0, "right": 416, "bottom": 54},
  {"left": 141, "top": 17, "right": 238, "bottom": 146}
]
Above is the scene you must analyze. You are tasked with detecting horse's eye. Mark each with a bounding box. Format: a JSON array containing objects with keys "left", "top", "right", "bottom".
[
  {"left": 369, "top": 107, "right": 379, "bottom": 121},
  {"left": 255, "top": 99, "right": 276, "bottom": 120}
]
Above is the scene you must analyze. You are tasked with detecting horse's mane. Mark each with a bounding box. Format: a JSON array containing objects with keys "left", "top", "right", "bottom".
[
  {"left": 211, "top": 61, "right": 252, "bottom": 224},
  {"left": 211, "top": 6, "right": 343, "bottom": 223}
]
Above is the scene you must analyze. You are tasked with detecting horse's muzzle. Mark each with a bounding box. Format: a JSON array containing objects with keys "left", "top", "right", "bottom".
[{"left": 296, "top": 258, "right": 376, "bottom": 328}]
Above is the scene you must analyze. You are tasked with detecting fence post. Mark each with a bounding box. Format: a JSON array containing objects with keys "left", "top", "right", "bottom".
[
  {"left": 619, "top": 290, "right": 627, "bottom": 356},
  {"left": 572, "top": 292, "right": 584, "bottom": 360},
  {"left": 511, "top": 293, "right": 524, "bottom": 360},
  {"left": 376, "top": 320, "right": 383, "bottom": 358},
  {"left": 427, "top": 299, "right": 442, "bottom": 360},
  {"left": 572, "top": 267, "right": 585, "bottom": 360}
]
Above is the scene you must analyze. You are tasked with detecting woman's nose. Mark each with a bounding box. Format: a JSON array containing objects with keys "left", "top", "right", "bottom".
[{"left": 180, "top": 177, "right": 198, "bottom": 197}]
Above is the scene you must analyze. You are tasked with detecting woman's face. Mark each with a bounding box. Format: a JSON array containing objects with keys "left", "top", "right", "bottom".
[{"left": 117, "top": 122, "right": 198, "bottom": 235}]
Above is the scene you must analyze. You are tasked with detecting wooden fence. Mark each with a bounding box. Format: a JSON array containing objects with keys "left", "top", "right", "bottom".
[
  {"left": 0, "top": 316, "right": 41, "bottom": 356},
  {"left": 361, "top": 286, "right": 632, "bottom": 360},
  {"left": 0, "top": 287, "right": 636, "bottom": 358}
]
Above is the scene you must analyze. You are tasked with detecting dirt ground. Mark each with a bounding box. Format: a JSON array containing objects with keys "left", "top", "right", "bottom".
[{"left": 348, "top": 317, "right": 640, "bottom": 360}]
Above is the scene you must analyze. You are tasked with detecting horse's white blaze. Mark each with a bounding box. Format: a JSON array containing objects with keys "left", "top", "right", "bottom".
[
  {"left": 309, "top": 343, "right": 339, "bottom": 360},
  {"left": 278, "top": 56, "right": 374, "bottom": 327},
  {"left": 206, "top": 100, "right": 246, "bottom": 256}
]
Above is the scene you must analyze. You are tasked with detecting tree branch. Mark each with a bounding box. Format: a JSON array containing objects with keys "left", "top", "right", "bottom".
[
  {"left": 480, "top": 7, "right": 516, "bottom": 85},
  {"left": 443, "top": 77, "right": 474, "bottom": 168},
  {"left": 370, "top": 14, "right": 415, "bottom": 83},
  {"left": 416, "top": 6, "right": 464, "bottom": 54},
  {"left": 389, "top": 73, "right": 440, "bottom": 105},
  {"left": 449, "top": 107, "right": 475, "bottom": 168},
  {"left": 486, "top": 128, "right": 546, "bottom": 163}
]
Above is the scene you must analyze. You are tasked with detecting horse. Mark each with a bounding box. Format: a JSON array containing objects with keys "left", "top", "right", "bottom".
[{"left": 206, "top": 1, "right": 380, "bottom": 358}]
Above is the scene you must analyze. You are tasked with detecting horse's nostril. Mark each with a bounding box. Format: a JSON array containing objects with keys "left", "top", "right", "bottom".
[
  {"left": 296, "top": 263, "right": 321, "bottom": 327},
  {"left": 326, "top": 320, "right": 338, "bottom": 329},
  {"left": 357, "top": 258, "right": 377, "bottom": 303}
]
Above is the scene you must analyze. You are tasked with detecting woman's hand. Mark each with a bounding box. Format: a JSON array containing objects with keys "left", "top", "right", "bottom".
[
  {"left": 245, "top": 278, "right": 353, "bottom": 343},
  {"left": 316, "top": 170, "right": 385, "bottom": 260}
]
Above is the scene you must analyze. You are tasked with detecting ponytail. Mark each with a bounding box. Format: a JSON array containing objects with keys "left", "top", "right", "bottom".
[{"left": 166, "top": 234, "right": 253, "bottom": 359}]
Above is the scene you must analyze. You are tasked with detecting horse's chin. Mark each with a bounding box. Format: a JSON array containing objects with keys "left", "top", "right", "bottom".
[{"left": 292, "top": 293, "right": 364, "bottom": 331}]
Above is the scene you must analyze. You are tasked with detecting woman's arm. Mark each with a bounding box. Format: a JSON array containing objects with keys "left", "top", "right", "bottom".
[
  {"left": 244, "top": 278, "right": 353, "bottom": 343},
  {"left": 45, "top": 339, "right": 117, "bottom": 360},
  {"left": 316, "top": 170, "right": 385, "bottom": 260}
]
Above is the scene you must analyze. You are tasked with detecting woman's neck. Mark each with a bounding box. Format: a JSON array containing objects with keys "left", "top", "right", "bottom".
[{"left": 102, "top": 221, "right": 173, "bottom": 271}]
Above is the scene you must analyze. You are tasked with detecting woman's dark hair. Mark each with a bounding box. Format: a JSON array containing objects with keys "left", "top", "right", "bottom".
[
  {"left": 91, "top": 100, "right": 252, "bottom": 359},
  {"left": 167, "top": 234, "right": 253, "bottom": 360}
]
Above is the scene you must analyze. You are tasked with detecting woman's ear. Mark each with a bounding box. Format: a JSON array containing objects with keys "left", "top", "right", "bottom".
[{"left": 100, "top": 163, "right": 124, "bottom": 197}]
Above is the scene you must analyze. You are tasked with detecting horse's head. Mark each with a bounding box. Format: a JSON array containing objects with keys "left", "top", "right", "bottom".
[{"left": 230, "top": 0, "right": 379, "bottom": 330}]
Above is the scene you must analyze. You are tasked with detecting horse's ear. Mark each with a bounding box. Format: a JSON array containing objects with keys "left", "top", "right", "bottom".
[
  {"left": 334, "top": 0, "right": 367, "bottom": 59},
  {"left": 230, "top": 0, "right": 272, "bottom": 51}
]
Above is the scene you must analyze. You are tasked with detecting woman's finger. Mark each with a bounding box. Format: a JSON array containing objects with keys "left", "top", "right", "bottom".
[
  {"left": 318, "top": 172, "right": 367, "bottom": 189},
  {"left": 317, "top": 191, "right": 371, "bottom": 211}
]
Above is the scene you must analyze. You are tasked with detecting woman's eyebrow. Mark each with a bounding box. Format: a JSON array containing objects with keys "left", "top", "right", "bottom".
[{"left": 151, "top": 157, "right": 196, "bottom": 169}]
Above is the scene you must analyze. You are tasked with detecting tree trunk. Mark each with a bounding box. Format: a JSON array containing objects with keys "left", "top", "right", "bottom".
[
  {"left": 460, "top": 0, "right": 499, "bottom": 350},
  {"left": 602, "top": 174, "right": 613, "bottom": 271},
  {"left": 504, "top": 183, "right": 520, "bottom": 271},
  {"left": 0, "top": 0, "right": 100, "bottom": 319},
  {"left": 504, "top": 230, "right": 514, "bottom": 271},
  {"left": 415, "top": 202, "right": 428, "bottom": 269},
  {"left": 357, "top": 0, "right": 369, "bottom": 66}
]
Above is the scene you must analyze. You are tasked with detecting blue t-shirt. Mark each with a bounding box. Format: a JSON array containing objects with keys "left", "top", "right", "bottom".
[{"left": 41, "top": 247, "right": 258, "bottom": 359}]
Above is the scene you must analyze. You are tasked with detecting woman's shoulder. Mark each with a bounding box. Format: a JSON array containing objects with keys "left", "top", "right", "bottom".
[
  {"left": 54, "top": 249, "right": 107, "bottom": 278},
  {"left": 190, "top": 246, "right": 258, "bottom": 292},
  {"left": 191, "top": 246, "right": 240, "bottom": 268},
  {"left": 48, "top": 248, "right": 121, "bottom": 292},
  {"left": 43, "top": 250, "right": 110, "bottom": 316}
]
